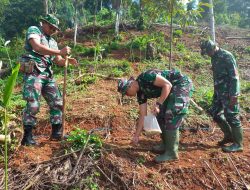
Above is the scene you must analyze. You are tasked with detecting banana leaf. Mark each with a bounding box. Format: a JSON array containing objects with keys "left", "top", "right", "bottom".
[{"left": 3, "top": 64, "right": 20, "bottom": 108}]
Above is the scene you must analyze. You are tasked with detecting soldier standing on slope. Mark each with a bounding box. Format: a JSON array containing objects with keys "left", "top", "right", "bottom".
[
  {"left": 200, "top": 39, "right": 243, "bottom": 152},
  {"left": 20, "top": 14, "right": 78, "bottom": 146}
]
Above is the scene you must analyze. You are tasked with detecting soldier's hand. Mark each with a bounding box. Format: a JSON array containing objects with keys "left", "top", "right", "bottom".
[
  {"left": 152, "top": 104, "right": 160, "bottom": 115},
  {"left": 60, "top": 46, "right": 71, "bottom": 56},
  {"left": 68, "top": 57, "right": 79, "bottom": 66}
]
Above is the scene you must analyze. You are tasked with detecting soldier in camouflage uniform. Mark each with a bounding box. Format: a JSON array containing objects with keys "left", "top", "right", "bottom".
[
  {"left": 200, "top": 40, "right": 243, "bottom": 152},
  {"left": 21, "top": 14, "right": 78, "bottom": 146},
  {"left": 118, "top": 69, "right": 193, "bottom": 162}
]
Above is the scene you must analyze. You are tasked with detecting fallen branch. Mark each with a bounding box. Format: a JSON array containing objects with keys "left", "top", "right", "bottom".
[
  {"left": 95, "top": 164, "right": 116, "bottom": 186},
  {"left": 204, "top": 161, "right": 226, "bottom": 190},
  {"left": 227, "top": 155, "right": 249, "bottom": 189},
  {"left": 226, "top": 37, "right": 250, "bottom": 40},
  {"left": 190, "top": 99, "right": 204, "bottom": 113}
]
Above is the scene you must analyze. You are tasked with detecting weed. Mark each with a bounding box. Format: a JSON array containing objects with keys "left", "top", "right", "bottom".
[
  {"left": 67, "top": 128, "right": 102, "bottom": 159},
  {"left": 245, "top": 46, "right": 250, "bottom": 54},
  {"left": 173, "top": 29, "right": 183, "bottom": 38},
  {"left": 136, "top": 156, "right": 146, "bottom": 165}
]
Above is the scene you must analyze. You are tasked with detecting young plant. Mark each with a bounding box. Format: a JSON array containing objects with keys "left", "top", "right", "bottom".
[
  {"left": 1, "top": 63, "right": 20, "bottom": 190},
  {"left": 0, "top": 39, "right": 12, "bottom": 70},
  {"left": 67, "top": 128, "right": 102, "bottom": 159}
]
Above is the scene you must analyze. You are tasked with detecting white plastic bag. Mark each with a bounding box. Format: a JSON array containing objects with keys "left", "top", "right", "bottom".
[{"left": 143, "top": 114, "right": 162, "bottom": 133}]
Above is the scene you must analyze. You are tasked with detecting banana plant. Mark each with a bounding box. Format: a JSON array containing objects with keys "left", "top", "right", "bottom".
[{"left": 0, "top": 39, "right": 20, "bottom": 190}]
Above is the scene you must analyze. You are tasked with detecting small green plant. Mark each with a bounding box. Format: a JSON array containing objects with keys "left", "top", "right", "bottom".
[
  {"left": 67, "top": 128, "right": 102, "bottom": 159},
  {"left": 136, "top": 156, "right": 146, "bottom": 165},
  {"left": 82, "top": 76, "right": 97, "bottom": 84},
  {"left": 245, "top": 46, "right": 250, "bottom": 54},
  {"left": 173, "top": 29, "right": 183, "bottom": 38}
]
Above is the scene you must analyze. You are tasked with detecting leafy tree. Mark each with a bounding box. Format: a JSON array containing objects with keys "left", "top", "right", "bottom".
[{"left": 1, "top": 0, "right": 44, "bottom": 38}]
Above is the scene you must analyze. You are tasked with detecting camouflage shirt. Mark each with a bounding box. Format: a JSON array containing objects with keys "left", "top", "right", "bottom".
[
  {"left": 24, "top": 26, "right": 58, "bottom": 76},
  {"left": 211, "top": 48, "right": 240, "bottom": 97},
  {"left": 136, "top": 69, "right": 190, "bottom": 105}
]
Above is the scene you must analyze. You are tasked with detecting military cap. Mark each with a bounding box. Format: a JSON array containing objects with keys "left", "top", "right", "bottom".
[
  {"left": 40, "top": 14, "right": 60, "bottom": 31},
  {"left": 117, "top": 77, "right": 134, "bottom": 95},
  {"left": 200, "top": 40, "right": 216, "bottom": 55}
]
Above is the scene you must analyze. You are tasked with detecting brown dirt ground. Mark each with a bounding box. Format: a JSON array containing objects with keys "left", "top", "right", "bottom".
[{"left": 6, "top": 26, "right": 250, "bottom": 189}]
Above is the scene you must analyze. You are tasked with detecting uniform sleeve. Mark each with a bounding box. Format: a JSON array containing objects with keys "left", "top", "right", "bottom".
[
  {"left": 225, "top": 53, "right": 240, "bottom": 97},
  {"left": 26, "top": 26, "right": 41, "bottom": 41},
  {"left": 142, "top": 72, "right": 157, "bottom": 83}
]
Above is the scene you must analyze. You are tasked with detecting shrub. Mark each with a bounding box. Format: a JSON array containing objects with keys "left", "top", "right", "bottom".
[{"left": 67, "top": 128, "right": 102, "bottom": 159}]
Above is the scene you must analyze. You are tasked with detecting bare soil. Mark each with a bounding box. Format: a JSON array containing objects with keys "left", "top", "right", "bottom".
[{"left": 3, "top": 25, "right": 250, "bottom": 190}]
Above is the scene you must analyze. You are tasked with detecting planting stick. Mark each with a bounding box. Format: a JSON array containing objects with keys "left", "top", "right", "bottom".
[{"left": 62, "top": 56, "right": 69, "bottom": 136}]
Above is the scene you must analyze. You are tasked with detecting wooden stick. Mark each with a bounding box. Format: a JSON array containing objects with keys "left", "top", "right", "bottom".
[
  {"left": 190, "top": 99, "right": 204, "bottom": 113},
  {"left": 204, "top": 161, "right": 226, "bottom": 190},
  {"left": 62, "top": 56, "right": 69, "bottom": 136},
  {"left": 227, "top": 155, "right": 249, "bottom": 189},
  {"left": 226, "top": 37, "right": 250, "bottom": 40}
]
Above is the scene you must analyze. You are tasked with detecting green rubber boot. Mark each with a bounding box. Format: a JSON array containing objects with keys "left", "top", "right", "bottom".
[
  {"left": 217, "top": 119, "right": 233, "bottom": 146},
  {"left": 152, "top": 133, "right": 165, "bottom": 153},
  {"left": 222, "top": 127, "right": 243, "bottom": 152},
  {"left": 155, "top": 130, "right": 179, "bottom": 163}
]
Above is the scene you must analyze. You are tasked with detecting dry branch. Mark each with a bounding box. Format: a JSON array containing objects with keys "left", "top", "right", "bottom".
[
  {"left": 227, "top": 155, "right": 249, "bottom": 189},
  {"left": 226, "top": 37, "right": 250, "bottom": 40},
  {"left": 190, "top": 99, "right": 204, "bottom": 113},
  {"left": 204, "top": 161, "right": 226, "bottom": 190}
]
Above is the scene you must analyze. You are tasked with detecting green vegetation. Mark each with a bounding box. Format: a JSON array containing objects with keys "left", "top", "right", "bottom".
[{"left": 67, "top": 128, "right": 102, "bottom": 159}]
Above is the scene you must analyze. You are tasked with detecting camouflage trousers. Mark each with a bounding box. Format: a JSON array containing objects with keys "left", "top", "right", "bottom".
[
  {"left": 210, "top": 92, "right": 241, "bottom": 128},
  {"left": 22, "top": 74, "right": 63, "bottom": 127},
  {"left": 157, "top": 77, "right": 193, "bottom": 130}
]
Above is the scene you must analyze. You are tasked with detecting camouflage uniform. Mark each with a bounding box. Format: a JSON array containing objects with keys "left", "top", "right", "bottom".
[
  {"left": 22, "top": 26, "right": 63, "bottom": 127},
  {"left": 136, "top": 69, "right": 193, "bottom": 130},
  {"left": 210, "top": 48, "right": 241, "bottom": 129}
]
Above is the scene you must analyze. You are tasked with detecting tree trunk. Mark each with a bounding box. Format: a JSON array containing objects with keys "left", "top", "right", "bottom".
[
  {"left": 93, "top": 0, "right": 97, "bottom": 26},
  {"left": 74, "top": 10, "right": 78, "bottom": 47},
  {"left": 209, "top": 0, "right": 215, "bottom": 42},
  {"left": 169, "top": 0, "right": 174, "bottom": 70},
  {"left": 114, "top": 0, "right": 122, "bottom": 37},
  {"left": 44, "top": 0, "right": 48, "bottom": 15},
  {"left": 115, "top": 11, "right": 120, "bottom": 36}
]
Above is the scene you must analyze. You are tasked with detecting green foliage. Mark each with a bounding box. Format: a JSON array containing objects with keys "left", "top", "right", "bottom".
[
  {"left": 1, "top": 0, "right": 44, "bottom": 38},
  {"left": 81, "top": 75, "right": 97, "bottom": 84},
  {"left": 245, "top": 46, "right": 250, "bottom": 54},
  {"left": 67, "top": 128, "right": 102, "bottom": 159},
  {"left": 2, "top": 64, "right": 20, "bottom": 107},
  {"left": 173, "top": 29, "right": 183, "bottom": 38},
  {"left": 175, "top": 42, "right": 186, "bottom": 52}
]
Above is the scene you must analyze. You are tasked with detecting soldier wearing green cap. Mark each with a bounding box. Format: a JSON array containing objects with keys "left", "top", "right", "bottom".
[
  {"left": 21, "top": 14, "right": 78, "bottom": 146},
  {"left": 200, "top": 39, "right": 243, "bottom": 152},
  {"left": 118, "top": 69, "right": 193, "bottom": 163}
]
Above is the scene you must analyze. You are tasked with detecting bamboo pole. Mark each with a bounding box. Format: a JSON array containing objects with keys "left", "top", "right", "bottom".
[{"left": 62, "top": 56, "right": 69, "bottom": 137}]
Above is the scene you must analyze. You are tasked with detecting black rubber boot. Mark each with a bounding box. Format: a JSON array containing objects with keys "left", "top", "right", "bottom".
[
  {"left": 51, "top": 124, "right": 63, "bottom": 140},
  {"left": 21, "top": 125, "right": 37, "bottom": 146}
]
